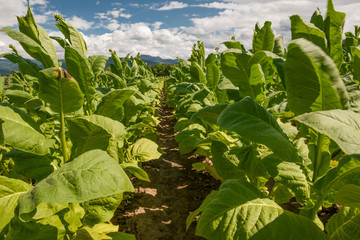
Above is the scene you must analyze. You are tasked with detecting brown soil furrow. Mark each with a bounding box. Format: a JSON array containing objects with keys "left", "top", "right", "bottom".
[{"left": 112, "top": 88, "right": 220, "bottom": 240}]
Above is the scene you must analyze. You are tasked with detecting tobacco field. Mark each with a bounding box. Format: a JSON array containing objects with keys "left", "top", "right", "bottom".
[{"left": 1, "top": 0, "right": 360, "bottom": 239}]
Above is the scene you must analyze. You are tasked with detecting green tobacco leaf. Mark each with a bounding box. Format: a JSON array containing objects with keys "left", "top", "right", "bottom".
[
  {"left": 191, "top": 104, "right": 227, "bottom": 125},
  {"left": 295, "top": 110, "right": 360, "bottom": 155},
  {"left": 6, "top": 215, "right": 66, "bottom": 240},
  {"left": 18, "top": 150, "right": 134, "bottom": 219},
  {"left": 222, "top": 40, "right": 245, "bottom": 51},
  {"left": 252, "top": 21, "right": 275, "bottom": 53},
  {"left": 326, "top": 207, "right": 360, "bottom": 240},
  {"left": 95, "top": 89, "right": 135, "bottom": 120},
  {"left": 82, "top": 194, "right": 123, "bottom": 226},
  {"left": 64, "top": 46, "right": 95, "bottom": 100},
  {"left": 121, "top": 162, "right": 150, "bottom": 182},
  {"left": 39, "top": 67, "right": 84, "bottom": 113},
  {"left": 107, "top": 232, "right": 135, "bottom": 240},
  {"left": 1, "top": 53, "right": 41, "bottom": 78},
  {"left": 55, "top": 15, "right": 87, "bottom": 56},
  {"left": 324, "top": 0, "right": 345, "bottom": 69},
  {"left": 263, "top": 154, "right": 309, "bottom": 203},
  {"left": 0, "top": 27, "right": 57, "bottom": 68},
  {"left": 99, "top": 72, "right": 127, "bottom": 89},
  {"left": 273, "top": 36, "right": 285, "bottom": 57},
  {"left": 190, "top": 61, "right": 206, "bottom": 84},
  {"left": 88, "top": 55, "right": 108, "bottom": 76},
  {"left": 0, "top": 104, "right": 54, "bottom": 155},
  {"left": 220, "top": 49, "right": 254, "bottom": 98},
  {"left": 186, "top": 190, "right": 218, "bottom": 230},
  {"left": 0, "top": 176, "right": 32, "bottom": 232},
  {"left": 67, "top": 115, "right": 127, "bottom": 157},
  {"left": 290, "top": 15, "right": 327, "bottom": 52},
  {"left": 6, "top": 150, "right": 54, "bottom": 182},
  {"left": 334, "top": 184, "right": 360, "bottom": 208},
  {"left": 284, "top": 38, "right": 349, "bottom": 115},
  {"left": 313, "top": 157, "right": 360, "bottom": 202},
  {"left": 211, "top": 141, "right": 267, "bottom": 180},
  {"left": 196, "top": 179, "right": 326, "bottom": 240},
  {"left": 130, "top": 138, "right": 162, "bottom": 162},
  {"left": 310, "top": 8, "right": 324, "bottom": 30},
  {"left": 5, "top": 89, "right": 33, "bottom": 108},
  {"left": 206, "top": 62, "right": 220, "bottom": 90},
  {"left": 217, "top": 97, "right": 299, "bottom": 162},
  {"left": 17, "top": 5, "right": 58, "bottom": 68}
]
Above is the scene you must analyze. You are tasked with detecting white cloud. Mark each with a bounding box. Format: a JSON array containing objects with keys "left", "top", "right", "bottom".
[
  {"left": 95, "top": 8, "right": 132, "bottom": 19},
  {"left": 0, "top": 0, "right": 27, "bottom": 27},
  {"left": 68, "top": 16, "right": 94, "bottom": 30},
  {"left": 156, "top": 1, "right": 189, "bottom": 11},
  {"left": 82, "top": 22, "right": 196, "bottom": 59},
  {"left": 30, "top": 0, "right": 48, "bottom": 5},
  {"left": 96, "top": 1, "right": 100, "bottom": 5}
]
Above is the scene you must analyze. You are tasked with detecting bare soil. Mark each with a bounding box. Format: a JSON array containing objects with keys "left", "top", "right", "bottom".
[{"left": 111, "top": 89, "right": 220, "bottom": 239}]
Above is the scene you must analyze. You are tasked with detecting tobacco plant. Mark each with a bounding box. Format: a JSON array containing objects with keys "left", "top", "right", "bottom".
[
  {"left": 168, "top": 0, "right": 360, "bottom": 239},
  {"left": 0, "top": 5, "right": 162, "bottom": 239}
]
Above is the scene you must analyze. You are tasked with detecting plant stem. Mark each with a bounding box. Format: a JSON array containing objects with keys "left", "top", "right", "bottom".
[
  {"left": 312, "top": 133, "right": 326, "bottom": 182},
  {"left": 59, "top": 79, "right": 69, "bottom": 163}
]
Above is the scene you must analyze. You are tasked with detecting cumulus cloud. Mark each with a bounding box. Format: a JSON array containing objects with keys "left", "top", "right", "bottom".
[
  {"left": 68, "top": 16, "right": 94, "bottom": 30},
  {"left": 1, "top": 0, "right": 360, "bottom": 61},
  {"left": 0, "top": 0, "right": 27, "bottom": 27},
  {"left": 156, "top": 1, "right": 189, "bottom": 11}
]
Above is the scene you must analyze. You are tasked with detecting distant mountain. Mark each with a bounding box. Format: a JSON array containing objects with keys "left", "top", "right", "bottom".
[
  {"left": 0, "top": 54, "right": 178, "bottom": 74},
  {"left": 140, "top": 54, "right": 178, "bottom": 65},
  {"left": 0, "top": 59, "right": 18, "bottom": 74}
]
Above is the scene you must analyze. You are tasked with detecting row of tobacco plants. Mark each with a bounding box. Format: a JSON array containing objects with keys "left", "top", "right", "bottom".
[
  {"left": 0, "top": 6, "right": 163, "bottom": 240},
  {"left": 167, "top": 0, "right": 360, "bottom": 239}
]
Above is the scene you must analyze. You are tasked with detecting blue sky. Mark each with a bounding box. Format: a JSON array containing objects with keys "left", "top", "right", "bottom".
[{"left": 1, "top": 0, "right": 360, "bottom": 59}]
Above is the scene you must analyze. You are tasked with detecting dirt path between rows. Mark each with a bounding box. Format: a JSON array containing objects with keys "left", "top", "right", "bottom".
[{"left": 112, "top": 88, "right": 220, "bottom": 239}]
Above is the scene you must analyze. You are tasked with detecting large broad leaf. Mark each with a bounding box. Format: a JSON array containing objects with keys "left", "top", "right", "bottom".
[
  {"left": 88, "top": 55, "right": 108, "bottom": 76},
  {"left": 1, "top": 53, "right": 41, "bottom": 78},
  {"left": 95, "top": 89, "right": 135, "bottom": 120},
  {"left": 313, "top": 157, "right": 360, "bottom": 202},
  {"left": 99, "top": 72, "right": 126, "bottom": 89},
  {"left": 55, "top": 15, "right": 87, "bottom": 56},
  {"left": 290, "top": 15, "right": 327, "bottom": 52},
  {"left": 326, "top": 207, "right": 360, "bottom": 240},
  {"left": 6, "top": 150, "right": 54, "bottom": 182},
  {"left": 190, "top": 61, "right": 206, "bottom": 84},
  {"left": 17, "top": 5, "right": 58, "bottom": 68},
  {"left": 64, "top": 46, "right": 95, "bottom": 101},
  {"left": 295, "top": 110, "right": 360, "bottom": 155},
  {"left": 284, "top": 38, "right": 349, "bottom": 115},
  {"left": 0, "top": 176, "right": 32, "bottom": 232},
  {"left": 217, "top": 97, "right": 299, "bottom": 162},
  {"left": 0, "top": 27, "right": 57, "bottom": 68},
  {"left": 4, "top": 89, "right": 33, "bottom": 108},
  {"left": 39, "top": 67, "right": 84, "bottom": 113},
  {"left": 324, "top": 0, "right": 345, "bottom": 69},
  {"left": 196, "top": 179, "right": 327, "bottom": 240},
  {"left": 252, "top": 21, "right": 275, "bottom": 53},
  {"left": 191, "top": 104, "right": 227, "bottom": 125},
  {"left": 18, "top": 149, "right": 134, "bottom": 219},
  {"left": 0, "top": 104, "right": 54, "bottom": 155},
  {"left": 67, "top": 115, "right": 126, "bottom": 157},
  {"left": 263, "top": 154, "right": 310, "bottom": 203},
  {"left": 220, "top": 49, "right": 253, "bottom": 98},
  {"left": 211, "top": 141, "right": 266, "bottom": 180},
  {"left": 129, "top": 138, "right": 162, "bottom": 162},
  {"left": 81, "top": 194, "right": 123, "bottom": 226},
  {"left": 206, "top": 62, "right": 220, "bottom": 90},
  {"left": 273, "top": 36, "right": 285, "bottom": 57},
  {"left": 6, "top": 215, "right": 66, "bottom": 240},
  {"left": 334, "top": 184, "right": 360, "bottom": 208}
]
